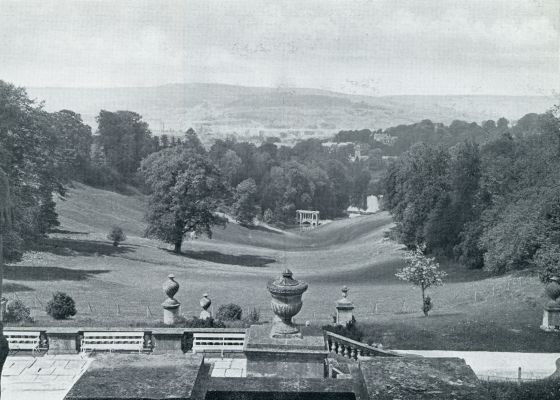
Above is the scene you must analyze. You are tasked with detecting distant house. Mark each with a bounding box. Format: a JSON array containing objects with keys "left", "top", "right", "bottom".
[{"left": 373, "top": 133, "right": 396, "bottom": 146}]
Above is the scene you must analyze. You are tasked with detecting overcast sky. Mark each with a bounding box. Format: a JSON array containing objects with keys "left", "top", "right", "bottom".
[{"left": 1, "top": 0, "right": 558, "bottom": 95}]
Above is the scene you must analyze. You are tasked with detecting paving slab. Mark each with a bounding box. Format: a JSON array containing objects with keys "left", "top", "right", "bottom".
[{"left": 1, "top": 355, "right": 92, "bottom": 400}]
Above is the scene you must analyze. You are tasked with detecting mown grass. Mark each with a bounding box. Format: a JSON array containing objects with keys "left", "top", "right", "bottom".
[{"left": 3, "top": 183, "right": 554, "bottom": 352}]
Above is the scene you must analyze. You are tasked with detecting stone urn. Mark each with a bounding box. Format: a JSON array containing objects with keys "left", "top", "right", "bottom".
[
  {"left": 267, "top": 268, "right": 308, "bottom": 338},
  {"left": 545, "top": 277, "right": 560, "bottom": 307},
  {"left": 542, "top": 276, "right": 560, "bottom": 332},
  {"left": 162, "top": 274, "right": 180, "bottom": 325},
  {"left": 200, "top": 293, "right": 211, "bottom": 320}
]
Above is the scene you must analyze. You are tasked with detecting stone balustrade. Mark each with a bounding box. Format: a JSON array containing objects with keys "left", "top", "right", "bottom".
[
  {"left": 4, "top": 326, "right": 247, "bottom": 354},
  {"left": 324, "top": 330, "right": 399, "bottom": 360}
]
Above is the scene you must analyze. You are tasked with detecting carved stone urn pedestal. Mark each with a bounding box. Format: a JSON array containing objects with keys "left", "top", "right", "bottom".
[
  {"left": 267, "top": 269, "right": 308, "bottom": 338},
  {"left": 162, "top": 274, "right": 180, "bottom": 325},
  {"left": 541, "top": 277, "right": 560, "bottom": 332}
]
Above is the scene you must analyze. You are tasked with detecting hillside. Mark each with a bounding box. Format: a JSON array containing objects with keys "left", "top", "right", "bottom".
[
  {"left": 27, "top": 84, "right": 556, "bottom": 136},
  {"left": 4, "top": 183, "right": 554, "bottom": 352}
]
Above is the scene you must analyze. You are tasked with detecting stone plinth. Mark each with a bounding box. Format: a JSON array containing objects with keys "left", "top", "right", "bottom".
[
  {"left": 162, "top": 301, "right": 180, "bottom": 325},
  {"left": 243, "top": 325, "right": 328, "bottom": 379},
  {"left": 541, "top": 305, "right": 560, "bottom": 332},
  {"left": 64, "top": 353, "right": 206, "bottom": 400}
]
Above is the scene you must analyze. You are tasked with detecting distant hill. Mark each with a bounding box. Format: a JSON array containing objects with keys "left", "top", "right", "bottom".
[{"left": 27, "top": 83, "right": 556, "bottom": 136}]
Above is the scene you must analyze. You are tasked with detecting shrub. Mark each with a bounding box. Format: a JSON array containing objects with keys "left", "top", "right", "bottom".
[
  {"left": 323, "top": 317, "right": 364, "bottom": 342},
  {"left": 183, "top": 317, "right": 226, "bottom": 328},
  {"left": 216, "top": 303, "right": 242, "bottom": 321},
  {"left": 46, "top": 292, "right": 77, "bottom": 320},
  {"left": 107, "top": 226, "right": 126, "bottom": 247},
  {"left": 4, "top": 299, "right": 33, "bottom": 323}
]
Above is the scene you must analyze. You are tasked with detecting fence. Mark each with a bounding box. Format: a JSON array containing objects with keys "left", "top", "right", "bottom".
[{"left": 4, "top": 274, "right": 536, "bottom": 325}]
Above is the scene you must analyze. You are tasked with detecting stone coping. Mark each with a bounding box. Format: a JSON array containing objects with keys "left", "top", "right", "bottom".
[
  {"left": 65, "top": 353, "right": 205, "bottom": 400},
  {"left": 358, "top": 356, "right": 485, "bottom": 400},
  {"left": 4, "top": 326, "right": 247, "bottom": 334}
]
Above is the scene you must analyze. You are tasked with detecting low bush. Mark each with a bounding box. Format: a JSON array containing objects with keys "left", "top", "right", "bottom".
[
  {"left": 107, "top": 226, "right": 126, "bottom": 247},
  {"left": 183, "top": 317, "right": 226, "bottom": 328},
  {"left": 4, "top": 299, "right": 33, "bottom": 323},
  {"left": 216, "top": 303, "right": 242, "bottom": 321},
  {"left": 46, "top": 292, "right": 77, "bottom": 320}
]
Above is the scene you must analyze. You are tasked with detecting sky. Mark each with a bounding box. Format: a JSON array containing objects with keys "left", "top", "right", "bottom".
[{"left": 0, "top": 0, "right": 559, "bottom": 95}]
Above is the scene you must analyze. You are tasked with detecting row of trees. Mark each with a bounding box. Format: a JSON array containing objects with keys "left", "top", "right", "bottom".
[
  {"left": 383, "top": 109, "right": 560, "bottom": 277},
  {"left": 207, "top": 137, "right": 377, "bottom": 223},
  {"left": 334, "top": 115, "right": 548, "bottom": 156},
  {"left": 0, "top": 81, "right": 95, "bottom": 261}
]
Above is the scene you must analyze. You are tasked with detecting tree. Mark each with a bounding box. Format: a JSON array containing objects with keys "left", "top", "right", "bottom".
[
  {"left": 107, "top": 226, "right": 126, "bottom": 247},
  {"left": 140, "top": 141, "right": 229, "bottom": 253},
  {"left": 395, "top": 246, "right": 446, "bottom": 316},
  {"left": 96, "top": 110, "right": 153, "bottom": 178},
  {"left": 0, "top": 81, "right": 70, "bottom": 260},
  {"left": 232, "top": 178, "right": 259, "bottom": 226}
]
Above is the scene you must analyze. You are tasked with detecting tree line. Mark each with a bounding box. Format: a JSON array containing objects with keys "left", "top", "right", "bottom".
[{"left": 382, "top": 108, "right": 560, "bottom": 278}]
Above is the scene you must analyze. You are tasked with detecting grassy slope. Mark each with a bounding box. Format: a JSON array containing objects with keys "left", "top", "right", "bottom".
[{"left": 5, "top": 184, "right": 558, "bottom": 351}]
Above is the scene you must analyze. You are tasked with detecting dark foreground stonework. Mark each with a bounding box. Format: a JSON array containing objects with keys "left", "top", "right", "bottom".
[
  {"left": 359, "top": 357, "right": 486, "bottom": 400},
  {"left": 63, "top": 352, "right": 486, "bottom": 399},
  {"left": 65, "top": 353, "right": 205, "bottom": 400}
]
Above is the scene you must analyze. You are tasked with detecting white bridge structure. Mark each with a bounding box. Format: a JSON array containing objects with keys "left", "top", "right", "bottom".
[{"left": 296, "top": 210, "right": 320, "bottom": 229}]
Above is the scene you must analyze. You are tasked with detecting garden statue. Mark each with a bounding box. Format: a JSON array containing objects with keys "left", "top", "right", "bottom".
[
  {"left": 200, "top": 293, "right": 212, "bottom": 320},
  {"left": 267, "top": 268, "right": 308, "bottom": 338},
  {"left": 162, "top": 274, "right": 180, "bottom": 325},
  {"left": 0, "top": 168, "right": 12, "bottom": 391},
  {"left": 541, "top": 276, "right": 560, "bottom": 332}
]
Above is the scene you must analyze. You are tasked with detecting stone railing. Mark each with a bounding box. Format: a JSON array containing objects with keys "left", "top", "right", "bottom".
[{"left": 324, "top": 331, "right": 399, "bottom": 360}]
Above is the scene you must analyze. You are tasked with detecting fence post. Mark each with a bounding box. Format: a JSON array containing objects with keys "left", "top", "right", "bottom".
[
  {"left": 401, "top": 300, "right": 406, "bottom": 313},
  {"left": 517, "top": 367, "right": 522, "bottom": 385},
  {"left": 117, "top": 304, "right": 120, "bottom": 315},
  {"left": 474, "top": 291, "right": 478, "bottom": 302},
  {"left": 374, "top": 303, "right": 378, "bottom": 314}
]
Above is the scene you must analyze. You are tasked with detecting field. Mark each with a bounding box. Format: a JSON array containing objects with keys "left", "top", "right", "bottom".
[{"left": 4, "top": 183, "right": 558, "bottom": 352}]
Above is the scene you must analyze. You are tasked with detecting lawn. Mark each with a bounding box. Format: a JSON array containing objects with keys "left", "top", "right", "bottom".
[{"left": 4, "top": 183, "right": 557, "bottom": 352}]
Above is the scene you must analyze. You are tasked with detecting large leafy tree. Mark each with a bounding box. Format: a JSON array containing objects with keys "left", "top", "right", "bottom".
[
  {"left": 97, "top": 110, "right": 154, "bottom": 178},
  {"left": 140, "top": 134, "right": 229, "bottom": 253},
  {"left": 232, "top": 178, "right": 259, "bottom": 226}
]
